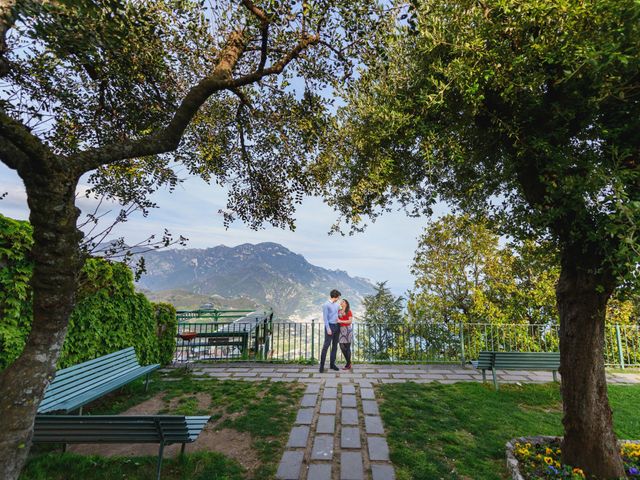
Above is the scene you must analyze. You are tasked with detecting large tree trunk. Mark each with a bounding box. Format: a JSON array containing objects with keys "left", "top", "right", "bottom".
[
  {"left": 557, "top": 247, "right": 625, "bottom": 479},
  {"left": 0, "top": 171, "right": 83, "bottom": 480}
]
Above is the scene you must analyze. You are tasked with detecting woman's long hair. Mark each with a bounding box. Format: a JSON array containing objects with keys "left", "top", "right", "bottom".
[{"left": 342, "top": 299, "right": 350, "bottom": 315}]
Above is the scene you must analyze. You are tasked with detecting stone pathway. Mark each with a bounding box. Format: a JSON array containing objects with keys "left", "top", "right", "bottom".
[
  {"left": 182, "top": 363, "right": 640, "bottom": 386},
  {"left": 276, "top": 380, "right": 394, "bottom": 480},
  {"left": 166, "top": 363, "right": 640, "bottom": 480}
]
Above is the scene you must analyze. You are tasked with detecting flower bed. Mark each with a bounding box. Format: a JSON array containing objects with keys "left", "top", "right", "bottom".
[{"left": 506, "top": 436, "right": 640, "bottom": 479}]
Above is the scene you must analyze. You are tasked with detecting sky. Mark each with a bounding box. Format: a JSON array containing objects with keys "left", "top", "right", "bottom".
[{"left": 1, "top": 164, "right": 448, "bottom": 296}]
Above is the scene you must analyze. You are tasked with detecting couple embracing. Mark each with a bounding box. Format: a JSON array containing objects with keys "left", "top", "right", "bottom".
[{"left": 319, "top": 289, "right": 353, "bottom": 373}]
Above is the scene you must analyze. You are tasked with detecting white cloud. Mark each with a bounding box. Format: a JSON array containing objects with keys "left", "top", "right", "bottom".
[{"left": 0, "top": 164, "right": 448, "bottom": 296}]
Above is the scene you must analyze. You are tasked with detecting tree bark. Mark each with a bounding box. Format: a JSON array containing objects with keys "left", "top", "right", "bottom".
[
  {"left": 0, "top": 170, "right": 83, "bottom": 480},
  {"left": 558, "top": 247, "right": 625, "bottom": 479}
]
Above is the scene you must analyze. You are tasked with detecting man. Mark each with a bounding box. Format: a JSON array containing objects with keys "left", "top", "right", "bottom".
[{"left": 319, "top": 289, "right": 341, "bottom": 373}]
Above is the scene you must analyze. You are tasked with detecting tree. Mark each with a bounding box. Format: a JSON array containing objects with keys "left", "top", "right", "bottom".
[
  {"left": 322, "top": 0, "right": 640, "bottom": 476},
  {"left": 0, "top": 1, "right": 385, "bottom": 477},
  {"left": 408, "top": 213, "right": 511, "bottom": 323},
  {"left": 361, "top": 281, "right": 405, "bottom": 360},
  {"left": 408, "top": 214, "right": 559, "bottom": 327}
]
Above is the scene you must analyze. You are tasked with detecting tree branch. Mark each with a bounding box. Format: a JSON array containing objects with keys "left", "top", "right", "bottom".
[
  {"left": 241, "top": 0, "right": 269, "bottom": 24},
  {"left": 72, "top": 30, "right": 319, "bottom": 173},
  {"left": 230, "top": 32, "right": 319, "bottom": 88},
  {"left": 0, "top": 110, "right": 52, "bottom": 171},
  {"left": 0, "top": 0, "right": 18, "bottom": 77},
  {"left": 258, "top": 24, "right": 269, "bottom": 72},
  {"left": 0, "top": 135, "right": 29, "bottom": 171}
]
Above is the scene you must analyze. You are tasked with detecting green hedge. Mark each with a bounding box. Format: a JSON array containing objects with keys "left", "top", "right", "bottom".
[{"left": 0, "top": 214, "right": 177, "bottom": 370}]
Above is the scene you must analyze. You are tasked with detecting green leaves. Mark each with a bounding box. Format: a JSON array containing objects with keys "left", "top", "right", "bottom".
[
  {"left": 0, "top": 214, "right": 177, "bottom": 370},
  {"left": 324, "top": 0, "right": 640, "bottom": 287}
]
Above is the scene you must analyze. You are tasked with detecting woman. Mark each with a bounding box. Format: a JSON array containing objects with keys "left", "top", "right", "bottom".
[{"left": 338, "top": 299, "right": 353, "bottom": 370}]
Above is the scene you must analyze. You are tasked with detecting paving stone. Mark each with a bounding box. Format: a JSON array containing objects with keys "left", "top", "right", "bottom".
[
  {"left": 365, "top": 416, "right": 385, "bottom": 434},
  {"left": 301, "top": 394, "right": 318, "bottom": 407},
  {"left": 323, "top": 387, "right": 338, "bottom": 399},
  {"left": 233, "top": 372, "right": 258, "bottom": 377},
  {"left": 316, "top": 415, "right": 335, "bottom": 434},
  {"left": 368, "top": 436, "right": 390, "bottom": 461},
  {"left": 301, "top": 378, "right": 323, "bottom": 384},
  {"left": 307, "top": 463, "right": 332, "bottom": 480},
  {"left": 325, "top": 378, "right": 341, "bottom": 387},
  {"left": 342, "top": 385, "right": 356, "bottom": 394},
  {"left": 320, "top": 399, "right": 337, "bottom": 414},
  {"left": 360, "top": 388, "right": 375, "bottom": 399},
  {"left": 392, "top": 373, "right": 418, "bottom": 379},
  {"left": 342, "top": 394, "right": 357, "bottom": 408},
  {"left": 340, "top": 451, "right": 364, "bottom": 480},
  {"left": 341, "top": 426, "right": 361, "bottom": 448},
  {"left": 276, "top": 451, "right": 304, "bottom": 480},
  {"left": 286, "top": 426, "right": 310, "bottom": 448},
  {"left": 371, "top": 464, "right": 396, "bottom": 480},
  {"left": 362, "top": 400, "right": 379, "bottom": 415},
  {"left": 305, "top": 384, "right": 321, "bottom": 394},
  {"left": 311, "top": 435, "right": 334, "bottom": 460},
  {"left": 357, "top": 379, "right": 379, "bottom": 386},
  {"left": 341, "top": 408, "right": 359, "bottom": 425},
  {"left": 295, "top": 408, "right": 314, "bottom": 425}
]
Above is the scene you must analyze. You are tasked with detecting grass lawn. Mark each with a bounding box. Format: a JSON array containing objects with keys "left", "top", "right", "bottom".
[
  {"left": 377, "top": 382, "right": 640, "bottom": 480},
  {"left": 22, "top": 370, "right": 304, "bottom": 480}
]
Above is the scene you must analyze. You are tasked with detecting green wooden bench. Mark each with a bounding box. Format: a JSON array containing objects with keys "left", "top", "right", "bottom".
[
  {"left": 474, "top": 350, "right": 560, "bottom": 390},
  {"left": 38, "top": 347, "right": 160, "bottom": 414},
  {"left": 33, "top": 414, "right": 210, "bottom": 480}
]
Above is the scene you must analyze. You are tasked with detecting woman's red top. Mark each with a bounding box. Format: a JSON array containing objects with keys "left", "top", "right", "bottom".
[{"left": 338, "top": 310, "right": 352, "bottom": 326}]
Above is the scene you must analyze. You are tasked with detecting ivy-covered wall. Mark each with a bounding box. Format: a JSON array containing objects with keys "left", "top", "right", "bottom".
[{"left": 0, "top": 214, "right": 177, "bottom": 369}]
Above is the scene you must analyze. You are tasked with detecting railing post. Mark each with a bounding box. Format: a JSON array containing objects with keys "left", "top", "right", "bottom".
[
  {"left": 311, "top": 318, "right": 316, "bottom": 362},
  {"left": 459, "top": 321, "right": 465, "bottom": 365},
  {"left": 615, "top": 324, "right": 625, "bottom": 369}
]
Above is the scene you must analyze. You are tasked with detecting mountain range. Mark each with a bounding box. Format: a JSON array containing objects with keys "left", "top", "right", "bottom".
[{"left": 134, "top": 242, "right": 376, "bottom": 320}]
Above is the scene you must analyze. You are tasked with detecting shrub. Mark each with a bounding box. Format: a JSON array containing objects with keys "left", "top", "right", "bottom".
[{"left": 0, "top": 214, "right": 177, "bottom": 369}]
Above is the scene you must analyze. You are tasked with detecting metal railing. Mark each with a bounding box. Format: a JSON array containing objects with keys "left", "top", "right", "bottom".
[{"left": 173, "top": 313, "right": 640, "bottom": 367}]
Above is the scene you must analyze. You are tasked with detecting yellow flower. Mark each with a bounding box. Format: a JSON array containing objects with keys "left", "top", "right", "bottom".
[
  {"left": 544, "top": 456, "right": 554, "bottom": 465},
  {"left": 572, "top": 467, "right": 585, "bottom": 478},
  {"left": 555, "top": 461, "right": 561, "bottom": 468},
  {"left": 545, "top": 447, "right": 553, "bottom": 455}
]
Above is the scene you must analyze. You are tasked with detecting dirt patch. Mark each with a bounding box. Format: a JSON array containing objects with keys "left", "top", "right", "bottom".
[
  {"left": 165, "top": 391, "right": 210, "bottom": 412},
  {"left": 120, "top": 393, "right": 165, "bottom": 415},
  {"left": 68, "top": 393, "right": 260, "bottom": 473},
  {"left": 69, "top": 425, "right": 258, "bottom": 471}
]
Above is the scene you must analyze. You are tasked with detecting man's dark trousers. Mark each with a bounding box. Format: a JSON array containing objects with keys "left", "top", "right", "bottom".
[{"left": 320, "top": 323, "right": 340, "bottom": 370}]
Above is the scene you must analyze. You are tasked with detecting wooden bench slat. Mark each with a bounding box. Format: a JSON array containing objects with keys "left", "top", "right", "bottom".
[
  {"left": 40, "top": 365, "right": 151, "bottom": 409},
  {"left": 38, "top": 348, "right": 159, "bottom": 414},
  {"left": 33, "top": 415, "right": 210, "bottom": 444},
  {"left": 44, "top": 348, "right": 138, "bottom": 388},
  {"left": 48, "top": 356, "right": 139, "bottom": 387},
  {"left": 474, "top": 350, "right": 560, "bottom": 390},
  {"left": 41, "top": 363, "right": 145, "bottom": 404},
  {"left": 40, "top": 365, "right": 159, "bottom": 413}
]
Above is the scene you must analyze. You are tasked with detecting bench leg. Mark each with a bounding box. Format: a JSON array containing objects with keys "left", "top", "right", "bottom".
[
  {"left": 553, "top": 370, "right": 558, "bottom": 383},
  {"left": 78, "top": 406, "right": 83, "bottom": 416},
  {"left": 62, "top": 444, "right": 67, "bottom": 453},
  {"left": 145, "top": 373, "right": 150, "bottom": 393},
  {"left": 492, "top": 368, "right": 498, "bottom": 391},
  {"left": 180, "top": 443, "right": 186, "bottom": 456},
  {"left": 156, "top": 443, "right": 165, "bottom": 480},
  {"left": 482, "top": 369, "right": 486, "bottom": 382}
]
